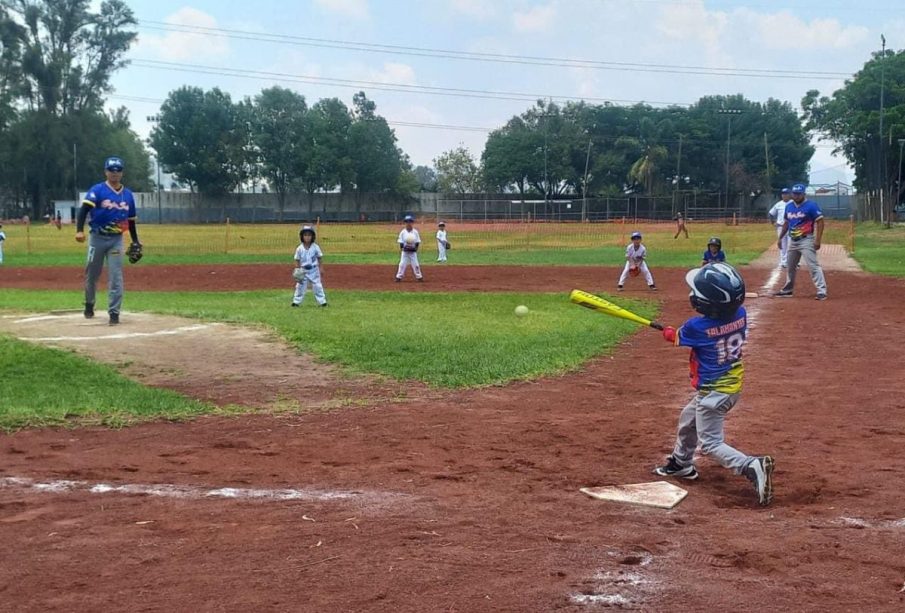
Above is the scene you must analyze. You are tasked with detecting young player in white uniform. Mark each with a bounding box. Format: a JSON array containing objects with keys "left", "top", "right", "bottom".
[
  {"left": 395, "top": 214, "right": 423, "bottom": 282},
  {"left": 0, "top": 224, "right": 6, "bottom": 264},
  {"left": 291, "top": 225, "right": 327, "bottom": 307},
  {"left": 436, "top": 221, "right": 449, "bottom": 262},
  {"left": 767, "top": 188, "right": 791, "bottom": 268},
  {"left": 618, "top": 231, "right": 656, "bottom": 291}
]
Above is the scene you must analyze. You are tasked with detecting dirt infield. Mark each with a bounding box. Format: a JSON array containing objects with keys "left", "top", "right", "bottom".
[{"left": 2, "top": 260, "right": 905, "bottom": 611}]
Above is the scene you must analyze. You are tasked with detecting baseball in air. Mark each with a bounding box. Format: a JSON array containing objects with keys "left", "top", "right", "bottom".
[{"left": 515, "top": 305, "right": 529, "bottom": 317}]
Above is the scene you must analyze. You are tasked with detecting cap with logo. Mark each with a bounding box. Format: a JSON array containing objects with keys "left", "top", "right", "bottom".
[
  {"left": 403, "top": 214, "right": 415, "bottom": 222},
  {"left": 631, "top": 231, "right": 642, "bottom": 240},
  {"left": 781, "top": 187, "right": 791, "bottom": 194},
  {"left": 104, "top": 156, "right": 124, "bottom": 171},
  {"left": 791, "top": 183, "right": 807, "bottom": 194}
]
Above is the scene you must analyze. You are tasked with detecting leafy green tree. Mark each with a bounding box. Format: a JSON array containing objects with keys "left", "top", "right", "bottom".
[
  {"left": 250, "top": 86, "right": 308, "bottom": 219},
  {"left": 411, "top": 165, "right": 437, "bottom": 191},
  {"left": 305, "top": 97, "right": 352, "bottom": 193},
  {"left": 803, "top": 49, "right": 905, "bottom": 210},
  {"left": 435, "top": 145, "right": 482, "bottom": 194},
  {"left": 150, "top": 86, "right": 249, "bottom": 194}
]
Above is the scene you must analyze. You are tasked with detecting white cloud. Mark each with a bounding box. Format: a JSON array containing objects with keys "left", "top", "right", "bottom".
[
  {"left": 745, "top": 10, "right": 869, "bottom": 50},
  {"left": 449, "top": 0, "right": 496, "bottom": 20},
  {"left": 313, "top": 0, "right": 369, "bottom": 20},
  {"left": 513, "top": 4, "right": 557, "bottom": 33},
  {"left": 137, "top": 8, "right": 229, "bottom": 61},
  {"left": 368, "top": 62, "right": 417, "bottom": 85},
  {"left": 656, "top": 1, "right": 728, "bottom": 59}
]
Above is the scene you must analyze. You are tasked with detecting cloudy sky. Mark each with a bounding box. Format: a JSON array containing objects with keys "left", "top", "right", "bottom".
[{"left": 110, "top": 0, "right": 905, "bottom": 185}]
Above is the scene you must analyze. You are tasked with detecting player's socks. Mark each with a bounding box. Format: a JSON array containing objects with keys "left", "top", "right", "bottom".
[{"left": 84, "top": 303, "right": 95, "bottom": 319}]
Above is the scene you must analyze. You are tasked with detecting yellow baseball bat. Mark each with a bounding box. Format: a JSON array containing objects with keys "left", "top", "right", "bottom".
[{"left": 569, "top": 289, "right": 664, "bottom": 330}]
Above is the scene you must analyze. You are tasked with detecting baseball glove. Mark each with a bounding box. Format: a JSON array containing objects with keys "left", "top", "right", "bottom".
[
  {"left": 127, "top": 242, "right": 143, "bottom": 264},
  {"left": 444, "top": 241, "right": 452, "bottom": 250},
  {"left": 403, "top": 244, "right": 418, "bottom": 253},
  {"left": 629, "top": 265, "right": 640, "bottom": 277},
  {"left": 292, "top": 267, "right": 306, "bottom": 282}
]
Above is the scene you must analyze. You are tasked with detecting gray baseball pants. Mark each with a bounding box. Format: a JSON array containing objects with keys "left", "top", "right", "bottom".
[
  {"left": 671, "top": 391, "right": 753, "bottom": 475},
  {"left": 780, "top": 235, "right": 827, "bottom": 295},
  {"left": 85, "top": 232, "right": 124, "bottom": 314}
]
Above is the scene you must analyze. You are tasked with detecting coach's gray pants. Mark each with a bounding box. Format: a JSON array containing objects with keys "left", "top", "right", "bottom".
[
  {"left": 780, "top": 235, "right": 827, "bottom": 295},
  {"left": 85, "top": 233, "right": 124, "bottom": 314},
  {"left": 671, "top": 391, "right": 753, "bottom": 475}
]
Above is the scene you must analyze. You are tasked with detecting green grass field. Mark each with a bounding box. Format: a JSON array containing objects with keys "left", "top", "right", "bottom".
[
  {"left": 0, "top": 335, "right": 210, "bottom": 430},
  {"left": 0, "top": 220, "right": 785, "bottom": 267},
  {"left": 0, "top": 289, "right": 658, "bottom": 389}
]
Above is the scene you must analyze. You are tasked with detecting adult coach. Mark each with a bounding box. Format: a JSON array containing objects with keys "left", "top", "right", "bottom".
[
  {"left": 75, "top": 156, "right": 142, "bottom": 325},
  {"left": 768, "top": 188, "right": 792, "bottom": 268},
  {"left": 775, "top": 183, "right": 827, "bottom": 301}
]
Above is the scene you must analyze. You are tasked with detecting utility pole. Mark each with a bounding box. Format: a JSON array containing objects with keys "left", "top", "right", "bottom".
[
  {"left": 73, "top": 142, "right": 78, "bottom": 209},
  {"left": 146, "top": 115, "right": 163, "bottom": 224},
  {"left": 763, "top": 132, "right": 772, "bottom": 193},
  {"left": 879, "top": 34, "right": 887, "bottom": 223},
  {"left": 896, "top": 138, "right": 905, "bottom": 228},
  {"left": 718, "top": 108, "right": 744, "bottom": 210},
  {"left": 674, "top": 134, "right": 683, "bottom": 216},
  {"left": 582, "top": 130, "right": 593, "bottom": 222}
]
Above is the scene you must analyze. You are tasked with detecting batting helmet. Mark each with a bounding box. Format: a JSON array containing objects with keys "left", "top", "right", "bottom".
[
  {"left": 708, "top": 236, "right": 722, "bottom": 249},
  {"left": 299, "top": 225, "right": 316, "bottom": 241},
  {"left": 685, "top": 262, "right": 745, "bottom": 319}
]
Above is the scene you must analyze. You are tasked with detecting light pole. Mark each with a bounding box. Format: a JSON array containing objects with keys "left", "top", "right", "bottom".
[
  {"left": 896, "top": 138, "right": 905, "bottom": 227},
  {"left": 879, "top": 35, "right": 887, "bottom": 223},
  {"left": 582, "top": 126, "right": 594, "bottom": 222},
  {"left": 718, "top": 108, "right": 744, "bottom": 209},
  {"left": 538, "top": 107, "right": 555, "bottom": 219},
  {"left": 146, "top": 115, "right": 163, "bottom": 224}
]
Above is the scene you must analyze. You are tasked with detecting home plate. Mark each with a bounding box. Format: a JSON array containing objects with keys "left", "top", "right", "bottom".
[{"left": 580, "top": 481, "right": 688, "bottom": 509}]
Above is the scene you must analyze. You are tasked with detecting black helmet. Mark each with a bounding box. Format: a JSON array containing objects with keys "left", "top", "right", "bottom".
[
  {"left": 707, "top": 236, "right": 722, "bottom": 249},
  {"left": 299, "top": 225, "right": 316, "bottom": 241},
  {"left": 686, "top": 263, "right": 745, "bottom": 319}
]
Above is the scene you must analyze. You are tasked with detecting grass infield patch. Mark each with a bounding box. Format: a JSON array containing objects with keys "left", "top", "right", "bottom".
[
  {"left": 0, "top": 335, "right": 209, "bottom": 430},
  {"left": 0, "top": 289, "right": 659, "bottom": 388}
]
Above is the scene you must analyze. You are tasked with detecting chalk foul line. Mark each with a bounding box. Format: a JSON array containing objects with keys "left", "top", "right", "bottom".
[
  {"left": 0, "top": 476, "right": 403, "bottom": 505},
  {"left": 23, "top": 324, "right": 215, "bottom": 342}
]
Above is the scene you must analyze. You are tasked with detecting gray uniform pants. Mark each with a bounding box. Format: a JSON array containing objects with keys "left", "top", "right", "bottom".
[
  {"left": 85, "top": 233, "right": 124, "bottom": 314},
  {"left": 671, "top": 391, "right": 753, "bottom": 475},
  {"left": 780, "top": 235, "right": 827, "bottom": 295}
]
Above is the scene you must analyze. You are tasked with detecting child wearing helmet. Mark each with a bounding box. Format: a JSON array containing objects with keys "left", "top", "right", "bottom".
[
  {"left": 291, "top": 225, "right": 327, "bottom": 307},
  {"left": 654, "top": 263, "right": 775, "bottom": 506},
  {"left": 701, "top": 237, "right": 725, "bottom": 266},
  {"left": 395, "top": 214, "right": 423, "bottom": 282},
  {"left": 617, "top": 231, "right": 656, "bottom": 291}
]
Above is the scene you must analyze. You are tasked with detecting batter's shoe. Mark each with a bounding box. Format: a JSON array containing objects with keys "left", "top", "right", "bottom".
[
  {"left": 617, "top": 285, "right": 624, "bottom": 291},
  {"left": 815, "top": 293, "right": 827, "bottom": 301},
  {"left": 108, "top": 312, "right": 119, "bottom": 326},
  {"left": 774, "top": 289, "right": 793, "bottom": 298},
  {"left": 84, "top": 303, "right": 95, "bottom": 319},
  {"left": 746, "top": 456, "right": 774, "bottom": 506},
  {"left": 652, "top": 456, "right": 699, "bottom": 480}
]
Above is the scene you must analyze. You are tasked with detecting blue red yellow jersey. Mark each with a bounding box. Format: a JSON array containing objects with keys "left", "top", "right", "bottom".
[
  {"left": 83, "top": 182, "right": 136, "bottom": 235},
  {"left": 784, "top": 200, "right": 824, "bottom": 240},
  {"left": 702, "top": 249, "right": 726, "bottom": 263},
  {"left": 675, "top": 306, "right": 746, "bottom": 393}
]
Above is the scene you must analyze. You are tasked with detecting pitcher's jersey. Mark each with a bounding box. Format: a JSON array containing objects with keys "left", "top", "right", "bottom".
[
  {"left": 785, "top": 200, "right": 824, "bottom": 240},
  {"left": 625, "top": 243, "right": 647, "bottom": 264},
  {"left": 294, "top": 243, "right": 323, "bottom": 269},
  {"left": 675, "top": 306, "right": 747, "bottom": 393},
  {"left": 83, "top": 182, "right": 136, "bottom": 235}
]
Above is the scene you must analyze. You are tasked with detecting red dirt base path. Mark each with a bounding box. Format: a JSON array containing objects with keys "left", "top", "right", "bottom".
[{"left": 1, "top": 266, "right": 905, "bottom": 611}]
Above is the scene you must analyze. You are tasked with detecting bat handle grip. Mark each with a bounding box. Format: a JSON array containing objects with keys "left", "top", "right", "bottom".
[{"left": 650, "top": 321, "right": 664, "bottom": 331}]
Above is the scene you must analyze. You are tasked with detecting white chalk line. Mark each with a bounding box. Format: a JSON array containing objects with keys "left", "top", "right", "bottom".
[
  {"left": 571, "top": 550, "right": 656, "bottom": 608},
  {"left": 0, "top": 476, "right": 401, "bottom": 504},
  {"left": 744, "top": 265, "right": 783, "bottom": 331},
  {"left": 23, "top": 324, "right": 214, "bottom": 342}
]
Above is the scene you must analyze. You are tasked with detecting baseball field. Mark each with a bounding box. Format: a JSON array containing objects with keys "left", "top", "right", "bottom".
[{"left": 1, "top": 220, "right": 904, "bottom": 611}]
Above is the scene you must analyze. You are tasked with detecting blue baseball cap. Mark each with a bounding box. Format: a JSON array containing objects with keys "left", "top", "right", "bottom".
[
  {"left": 104, "top": 156, "right": 124, "bottom": 171},
  {"left": 631, "top": 231, "right": 642, "bottom": 239},
  {"left": 403, "top": 214, "right": 415, "bottom": 222},
  {"left": 791, "top": 183, "right": 807, "bottom": 194},
  {"left": 780, "top": 187, "right": 791, "bottom": 194}
]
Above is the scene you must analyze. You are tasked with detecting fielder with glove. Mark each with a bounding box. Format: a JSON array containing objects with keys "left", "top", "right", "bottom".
[
  {"left": 75, "top": 156, "right": 139, "bottom": 326},
  {"left": 436, "top": 221, "right": 450, "bottom": 262},
  {"left": 395, "top": 214, "right": 423, "bottom": 281},
  {"left": 291, "top": 225, "right": 327, "bottom": 307}
]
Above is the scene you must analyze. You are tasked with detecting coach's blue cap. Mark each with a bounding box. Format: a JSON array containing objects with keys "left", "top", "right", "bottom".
[
  {"left": 781, "top": 187, "right": 791, "bottom": 194},
  {"left": 104, "top": 156, "right": 124, "bottom": 171},
  {"left": 791, "top": 183, "right": 806, "bottom": 194},
  {"left": 403, "top": 214, "right": 414, "bottom": 222},
  {"left": 631, "top": 231, "right": 642, "bottom": 239}
]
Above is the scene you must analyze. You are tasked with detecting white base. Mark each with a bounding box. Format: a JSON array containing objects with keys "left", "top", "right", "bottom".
[{"left": 580, "top": 481, "right": 688, "bottom": 509}]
